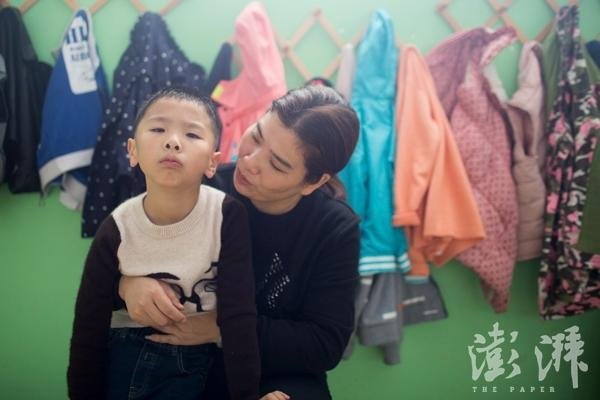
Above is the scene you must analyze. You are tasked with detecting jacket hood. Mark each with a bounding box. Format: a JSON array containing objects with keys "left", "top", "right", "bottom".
[
  {"left": 128, "top": 12, "right": 205, "bottom": 90},
  {"left": 212, "top": 1, "right": 286, "bottom": 108},
  {"left": 426, "top": 27, "right": 515, "bottom": 115},
  {"left": 507, "top": 42, "right": 544, "bottom": 114},
  {"left": 234, "top": 1, "right": 284, "bottom": 92},
  {"left": 353, "top": 9, "right": 398, "bottom": 98}
]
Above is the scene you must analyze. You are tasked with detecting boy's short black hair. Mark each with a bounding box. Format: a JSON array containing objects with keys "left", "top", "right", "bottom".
[{"left": 133, "top": 86, "right": 222, "bottom": 149}]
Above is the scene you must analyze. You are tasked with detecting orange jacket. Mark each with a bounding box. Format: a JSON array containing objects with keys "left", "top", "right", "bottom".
[{"left": 392, "top": 46, "right": 484, "bottom": 280}]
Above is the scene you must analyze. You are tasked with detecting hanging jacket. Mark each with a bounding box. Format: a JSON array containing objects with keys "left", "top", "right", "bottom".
[
  {"left": 339, "top": 9, "right": 409, "bottom": 276},
  {"left": 401, "top": 276, "right": 448, "bottom": 326},
  {"left": 335, "top": 43, "right": 356, "bottom": 101},
  {"left": 427, "top": 27, "right": 518, "bottom": 313},
  {"left": 211, "top": 1, "right": 286, "bottom": 162},
  {"left": 202, "top": 42, "right": 233, "bottom": 150},
  {"left": 393, "top": 45, "right": 484, "bottom": 281},
  {"left": 505, "top": 42, "right": 546, "bottom": 261},
  {"left": 539, "top": 6, "right": 600, "bottom": 319},
  {"left": 81, "top": 12, "right": 205, "bottom": 237},
  {"left": 586, "top": 40, "right": 600, "bottom": 70},
  {"left": 205, "top": 42, "right": 233, "bottom": 95},
  {"left": 0, "top": 6, "right": 52, "bottom": 193},
  {"left": 0, "top": 54, "right": 6, "bottom": 184},
  {"left": 343, "top": 272, "right": 405, "bottom": 366},
  {"left": 356, "top": 272, "right": 404, "bottom": 365},
  {"left": 577, "top": 39, "right": 600, "bottom": 255},
  {"left": 38, "top": 9, "right": 108, "bottom": 210}
]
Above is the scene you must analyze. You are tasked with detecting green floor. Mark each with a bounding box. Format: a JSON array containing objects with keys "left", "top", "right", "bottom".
[{"left": 0, "top": 186, "right": 598, "bottom": 399}]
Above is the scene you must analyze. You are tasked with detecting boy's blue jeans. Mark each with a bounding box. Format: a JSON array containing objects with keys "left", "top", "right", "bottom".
[{"left": 106, "top": 327, "right": 215, "bottom": 399}]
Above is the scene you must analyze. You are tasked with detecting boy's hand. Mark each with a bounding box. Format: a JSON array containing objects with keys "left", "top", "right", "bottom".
[
  {"left": 119, "top": 276, "right": 186, "bottom": 326},
  {"left": 145, "top": 311, "right": 220, "bottom": 345},
  {"left": 260, "top": 391, "right": 290, "bottom": 400}
]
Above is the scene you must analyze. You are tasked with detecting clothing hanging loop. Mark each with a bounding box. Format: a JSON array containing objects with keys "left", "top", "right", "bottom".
[
  {"left": 129, "top": 0, "right": 147, "bottom": 14},
  {"left": 63, "top": 0, "right": 78, "bottom": 12}
]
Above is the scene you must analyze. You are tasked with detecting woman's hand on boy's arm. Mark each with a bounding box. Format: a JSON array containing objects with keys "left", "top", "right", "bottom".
[
  {"left": 119, "top": 276, "right": 186, "bottom": 326},
  {"left": 145, "top": 311, "right": 220, "bottom": 345}
]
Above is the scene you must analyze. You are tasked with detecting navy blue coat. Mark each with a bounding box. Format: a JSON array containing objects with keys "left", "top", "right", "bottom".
[
  {"left": 0, "top": 6, "right": 51, "bottom": 193},
  {"left": 81, "top": 13, "right": 206, "bottom": 237}
]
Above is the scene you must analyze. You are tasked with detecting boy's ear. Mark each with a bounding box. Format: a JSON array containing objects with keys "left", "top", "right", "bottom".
[
  {"left": 127, "top": 138, "right": 139, "bottom": 167},
  {"left": 204, "top": 151, "right": 221, "bottom": 179}
]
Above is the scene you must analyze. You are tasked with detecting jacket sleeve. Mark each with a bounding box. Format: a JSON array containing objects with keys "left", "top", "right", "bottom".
[
  {"left": 257, "top": 212, "right": 360, "bottom": 376},
  {"left": 392, "top": 47, "right": 441, "bottom": 228},
  {"left": 68, "top": 217, "right": 121, "bottom": 400},
  {"left": 393, "top": 47, "right": 484, "bottom": 267},
  {"left": 217, "top": 197, "right": 260, "bottom": 400}
]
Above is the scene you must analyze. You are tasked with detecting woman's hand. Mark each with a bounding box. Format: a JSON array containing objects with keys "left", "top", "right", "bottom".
[
  {"left": 119, "top": 276, "right": 186, "bottom": 326},
  {"left": 260, "top": 391, "right": 290, "bottom": 400},
  {"left": 145, "top": 311, "right": 220, "bottom": 346}
]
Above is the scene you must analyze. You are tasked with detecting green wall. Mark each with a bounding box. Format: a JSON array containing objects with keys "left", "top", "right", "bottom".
[{"left": 1, "top": 0, "right": 599, "bottom": 399}]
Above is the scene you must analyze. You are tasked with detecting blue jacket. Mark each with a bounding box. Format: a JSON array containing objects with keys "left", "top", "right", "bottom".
[
  {"left": 81, "top": 13, "right": 206, "bottom": 237},
  {"left": 38, "top": 9, "right": 108, "bottom": 210},
  {"left": 339, "top": 10, "right": 409, "bottom": 275}
]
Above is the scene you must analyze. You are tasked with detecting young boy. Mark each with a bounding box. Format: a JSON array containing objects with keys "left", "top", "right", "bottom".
[{"left": 67, "top": 87, "right": 260, "bottom": 400}]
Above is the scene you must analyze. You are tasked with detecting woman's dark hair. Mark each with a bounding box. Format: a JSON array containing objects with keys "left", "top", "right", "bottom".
[
  {"left": 271, "top": 85, "right": 359, "bottom": 200},
  {"left": 133, "top": 86, "right": 222, "bottom": 149}
]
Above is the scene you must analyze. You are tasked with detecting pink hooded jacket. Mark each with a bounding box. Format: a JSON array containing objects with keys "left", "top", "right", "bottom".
[
  {"left": 427, "top": 28, "right": 519, "bottom": 313},
  {"left": 211, "top": 2, "right": 287, "bottom": 162},
  {"left": 506, "top": 42, "right": 546, "bottom": 261}
]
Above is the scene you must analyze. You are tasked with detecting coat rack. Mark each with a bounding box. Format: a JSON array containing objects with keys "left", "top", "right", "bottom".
[
  {"left": 274, "top": 8, "right": 411, "bottom": 81},
  {"left": 0, "top": 0, "right": 181, "bottom": 16},
  {"left": 0, "top": 0, "right": 36, "bottom": 14},
  {"left": 3, "top": 0, "right": 588, "bottom": 81},
  {"left": 436, "top": 0, "right": 581, "bottom": 43},
  {"left": 126, "top": 0, "right": 181, "bottom": 16},
  {"left": 274, "top": 8, "right": 347, "bottom": 81}
]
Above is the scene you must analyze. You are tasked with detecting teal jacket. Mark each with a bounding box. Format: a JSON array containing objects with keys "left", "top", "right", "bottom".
[{"left": 339, "top": 10, "right": 409, "bottom": 276}]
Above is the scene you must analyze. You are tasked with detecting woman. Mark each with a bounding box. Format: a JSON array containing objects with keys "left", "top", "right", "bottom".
[{"left": 118, "top": 85, "right": 360, "bottom": 399}]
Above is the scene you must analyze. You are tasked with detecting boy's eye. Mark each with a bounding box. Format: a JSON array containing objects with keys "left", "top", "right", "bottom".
[
  {"left": 150, "top": 127, "right": 164, "bottom": 133},
  {"left": 251, "top": 131, "right": 260, "bottom": 143},
  {"left": 186, "top": 133, "right": 201, "bottom": 139}
]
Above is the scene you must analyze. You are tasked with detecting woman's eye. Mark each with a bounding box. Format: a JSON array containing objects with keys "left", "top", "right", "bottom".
[
  {"left": 270, "top": 161, "right": 284, "bottom": 173},
  {"left": 186, "top": 133, "right": 201, "bottom": 139},
  {"left": 251, "top": 131, "right": 260, "bottom": 143},
  {"left": 150, "top": 127, "right": 165, "bottom": 133}
]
